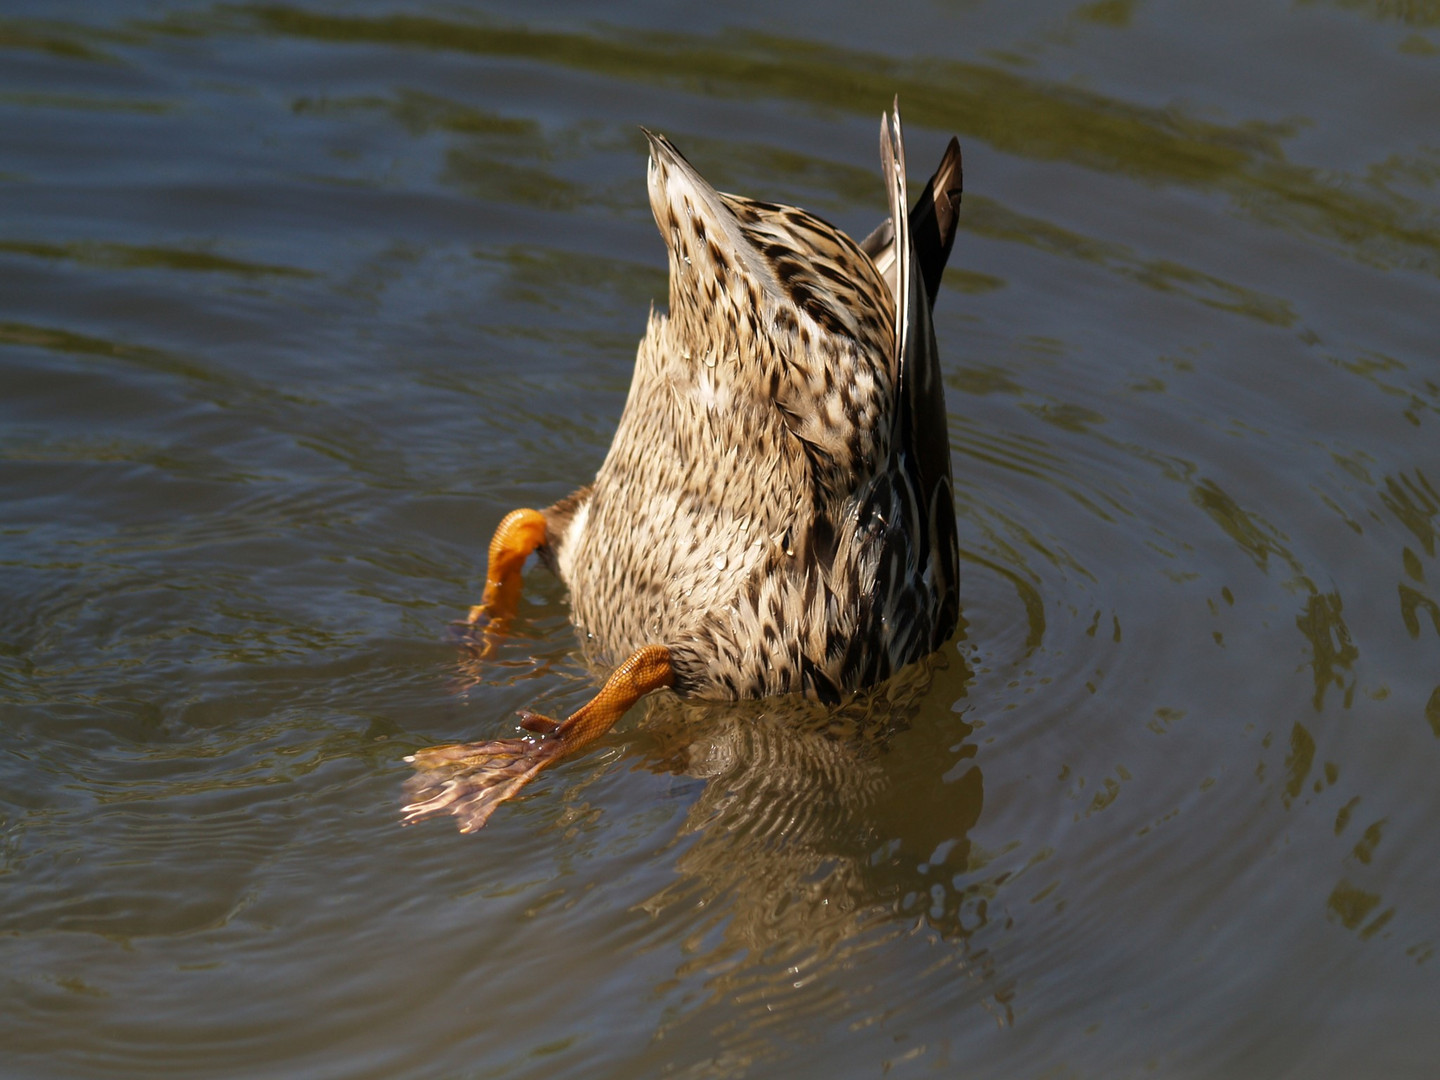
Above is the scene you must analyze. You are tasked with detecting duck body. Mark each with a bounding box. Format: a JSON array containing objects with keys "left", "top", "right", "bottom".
[
  {"left": 403, "top": 105, "right": 962, "bottom": 832},
  {"left": 545, "top": 115, "right": 961, "bottom": 702}
]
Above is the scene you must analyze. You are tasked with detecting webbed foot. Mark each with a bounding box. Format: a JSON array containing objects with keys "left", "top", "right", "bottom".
[
  {"left": 401, "top": 644, "right": 675, "bottom": 833},
  {"left": 402, "top": 731, "right": 564, "bottom": 833}
]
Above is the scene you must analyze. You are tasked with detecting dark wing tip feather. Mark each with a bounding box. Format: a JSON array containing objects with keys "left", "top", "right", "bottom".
[{"left": 911, "top": 137, "right": 963, "bottom": 310}]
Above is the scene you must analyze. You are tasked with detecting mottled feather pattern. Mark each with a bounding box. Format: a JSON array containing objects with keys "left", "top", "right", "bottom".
[{"left": 548, "top": 105, "right": 960, "bottom": 701}]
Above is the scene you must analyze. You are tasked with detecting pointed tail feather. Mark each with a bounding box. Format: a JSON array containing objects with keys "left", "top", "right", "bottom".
[
  {"left": 879, "top": 100, "right": 960, "bottom": 652},
  {"left": 860, "top": 132, "right": 963, "bottom": 312},
  {"left": 878, "top": 103, "right": 911, "bottom": 356},
  {"left": 909, "top": 137, "right": 962, "bottom": 310}
]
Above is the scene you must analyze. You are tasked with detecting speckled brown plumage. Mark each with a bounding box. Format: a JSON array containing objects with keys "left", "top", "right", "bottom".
[
  {"left": 549, "top": 104, "right": 961, "bottom": 701},
  {"left": 403, "top": 103, "right": 963, "bottom": 833}
]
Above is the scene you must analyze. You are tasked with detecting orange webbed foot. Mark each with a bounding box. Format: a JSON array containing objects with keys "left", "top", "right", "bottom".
[
  {"left": 402, "top": 735, "right": 566, "bottom": 833},
  {"left": 402, "top": 645, "right": 675, "bottom": 832}
]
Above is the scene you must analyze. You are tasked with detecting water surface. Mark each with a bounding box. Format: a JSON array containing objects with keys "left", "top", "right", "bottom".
[{"left": 3, "top": 2, "right": 1439, "bottom": 1077}]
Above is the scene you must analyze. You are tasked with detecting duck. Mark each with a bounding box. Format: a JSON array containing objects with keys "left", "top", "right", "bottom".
[{"left": 404, "top": 101, "right": 962, "bottom": 833}]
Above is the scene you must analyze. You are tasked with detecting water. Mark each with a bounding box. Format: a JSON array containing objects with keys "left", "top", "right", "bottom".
[{"left": 2, "top": 2, "right": 1438, "bottom": 1077}]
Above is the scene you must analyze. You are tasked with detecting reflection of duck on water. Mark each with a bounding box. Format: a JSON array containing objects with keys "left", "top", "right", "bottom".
[
  {"left": 626, "top": 657, "right": 1006, "bottom": 1041},
  {"left": 404, "top": 101, "right": 964, "bottom": 832}
]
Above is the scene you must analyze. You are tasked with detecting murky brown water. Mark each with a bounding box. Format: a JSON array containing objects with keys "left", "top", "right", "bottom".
[{"left": 3, "top": 2, "right": 1439, "bottom": 1077}]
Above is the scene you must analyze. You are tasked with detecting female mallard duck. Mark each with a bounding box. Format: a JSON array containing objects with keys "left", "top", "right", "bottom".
[{"left": 405, "top": 102, "right": 962, "bottom": 832}]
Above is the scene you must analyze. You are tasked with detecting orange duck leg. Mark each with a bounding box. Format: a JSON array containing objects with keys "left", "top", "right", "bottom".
[{"left": 466, "top": 507, "right": 550, "bottom": 629}]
